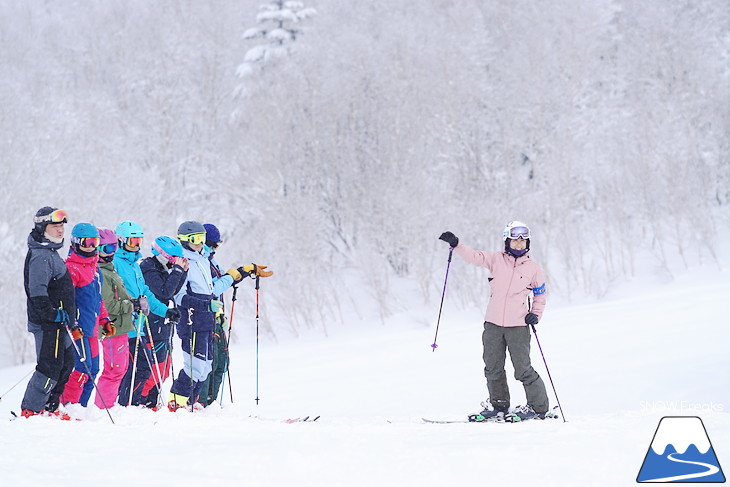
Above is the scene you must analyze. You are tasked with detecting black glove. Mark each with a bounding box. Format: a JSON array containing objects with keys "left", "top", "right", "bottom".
[
  {"left": 525, "top": 313, "right": 539, "bottom": 325},
  {"left": 165, "top": 308, "right": 181, "bottom": 323},
  {"left": 439, "top": 231, "right": 459, "bottom": 248}
]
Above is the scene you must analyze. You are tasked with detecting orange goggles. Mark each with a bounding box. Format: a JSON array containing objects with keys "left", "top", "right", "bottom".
[
  {"left": 124, "top": 236, "right": 144, "bottom": 247},
  {"left": 34, "top": 208, "right": 69, "bottom": 224},
  {"left": 178, "top": 232, "right": 206, "bottom": 245}
]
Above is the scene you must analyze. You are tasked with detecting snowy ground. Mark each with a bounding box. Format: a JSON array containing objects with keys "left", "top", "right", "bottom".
[{"left": 0, "top": 265, "right": 728, "bottom": 486}]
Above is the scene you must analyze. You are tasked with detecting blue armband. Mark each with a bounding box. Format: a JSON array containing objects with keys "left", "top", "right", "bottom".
[{"left": 532, "top": 283, "right": 546, "bottom": 296}]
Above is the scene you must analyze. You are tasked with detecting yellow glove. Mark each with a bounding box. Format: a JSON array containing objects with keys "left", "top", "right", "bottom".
[
  {"left": 226, "top": 268, "right": 244, "bottom": 283},
  {"left": 242, "top": 264, "right": 273, "bottom": 278}
]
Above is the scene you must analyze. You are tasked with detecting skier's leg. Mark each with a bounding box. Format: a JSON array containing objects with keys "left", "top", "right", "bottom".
[
  {"left": 117, "top": 337, "right": 137, "bottom": 406},
  {"left": 169, "top": 328, "right": 193, "bottom": 408},
  {"left": 208, "top": 323, "right": 228, "bottom": 404},
  {"left": 482, "top": 321, "right": 510, "bottom": 410},
  {"left": 190, "top": 332, "right": 214, "bottom": 405},
  {"left": 60, "top": 334, "right": 92, "bottom": 404},
  {"left": 79, "top": 333, "right": 101, "bottom": 406},
  {"left": 45, "top": 336, "right": 76, "bottom": 412},
  {"left": 131, "top": 335, "right": 153, "bottom": 406},
  {"left": 95, "top": 335, "right": 129, "bottom": 408},
  {"left": 505, "top": 326, "right": 548, "bottom": 413},
  {"left": 23, "top": 324, "right": 74, "bottom": 413}
]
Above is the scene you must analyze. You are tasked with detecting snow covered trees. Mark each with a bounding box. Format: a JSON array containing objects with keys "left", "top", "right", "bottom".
[
  {"left": 237, "top": 1, "right": 316, "bottom": 79},
  {"left": 0, "top": 0, "right": 727, "bottom": 365}
]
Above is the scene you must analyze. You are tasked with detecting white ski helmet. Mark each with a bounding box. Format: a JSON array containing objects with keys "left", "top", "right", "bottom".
[
  {"left": 503, "top": 221, "right": 530, "bottom": 241},
  {"left": 503, "top": 220, "right": 531, "bottom": 257}
]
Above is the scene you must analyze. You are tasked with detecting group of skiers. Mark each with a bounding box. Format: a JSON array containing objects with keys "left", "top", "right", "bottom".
[
  {"left": 20, "top": 206, "right": 271, "bottom": 418},
  {"left": 20, "top": 205, "right": 550, "bottom": 423}
]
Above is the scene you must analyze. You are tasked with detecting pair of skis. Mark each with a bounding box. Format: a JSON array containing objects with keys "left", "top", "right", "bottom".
[
  {"left": 283, "top": 415, "right": 320, "bottom": 423},
  {"left": 251, "top": 415, "right": 320, "bottom": 424},
  {"left": 423, "top": 406, "right": 561, "bottom": 424},
  {"left": 10, "top": 410, "right": 79, "bottom": 421}
]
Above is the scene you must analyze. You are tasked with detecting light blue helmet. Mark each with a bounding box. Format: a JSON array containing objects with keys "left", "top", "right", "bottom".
[
  {"left": 152, "top": 235, "right": 184, "bottom": 261},
  {"left": 115, "top": 221, "right": 144, "bottom": 238},
  {"left": 115, "top": 220, "right": 144, "bottom": 249}
]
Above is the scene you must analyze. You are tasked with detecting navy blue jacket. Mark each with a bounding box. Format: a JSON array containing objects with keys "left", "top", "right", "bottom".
[{"left": 139, "top": 256, "right": 187, "bottom": 328}]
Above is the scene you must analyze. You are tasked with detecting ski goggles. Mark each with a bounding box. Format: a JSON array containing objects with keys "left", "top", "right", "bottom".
[
  {"left": 178, "top": 232, "right": 206, "bottom": 245},
  {"left": 73, "top": 236, "right": 100, "bottom": 248},
  {"left": 98, "top": 243, "right": 118, "bottom": 255},
  {"left": 152, "top": 242, "right": 178, "bottom": 263},
  {"left": 123, "top": 236, "right": 144, "bottom": 247},
  {"left": 508, "top": 226, "right": 530, "bottom": 239},
  {"left": 33, "top": 208, "right": 69, "bottom": 224}
]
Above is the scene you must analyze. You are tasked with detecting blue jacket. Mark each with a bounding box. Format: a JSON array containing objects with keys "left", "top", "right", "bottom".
[
  {"left": 113, "top": 247, "right": 168, "bottom": 337},
  {"left": 65, "top": 249, "right": 105, "bottom": 336},
  {"left": 202, "top": 245, "right": 235, "bottom": 299},
  {"left": 174, "top": 247, "right": 218, "bottom": 332}
]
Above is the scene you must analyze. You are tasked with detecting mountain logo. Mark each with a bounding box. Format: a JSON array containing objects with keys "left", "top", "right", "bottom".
[{"left": 637, "top": 416, "right": 725, "bottom": 483}]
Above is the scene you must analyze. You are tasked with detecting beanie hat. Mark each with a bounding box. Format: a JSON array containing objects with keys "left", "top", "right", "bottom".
[{"left": 203, "top": 223, "right": 221, "bottom": 248}]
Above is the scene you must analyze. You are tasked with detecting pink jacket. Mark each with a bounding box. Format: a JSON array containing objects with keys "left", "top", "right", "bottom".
[{"left": 454, "top": 242, "right": 547, "bottom": 327}]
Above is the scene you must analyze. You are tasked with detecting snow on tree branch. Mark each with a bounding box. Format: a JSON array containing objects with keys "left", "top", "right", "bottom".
[{"left": 236, "top": 0, "right": 316, "bottom": 80}]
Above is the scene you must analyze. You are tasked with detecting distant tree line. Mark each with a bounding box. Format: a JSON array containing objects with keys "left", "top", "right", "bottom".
[{"left": 0, "top": 0, "right": 727, "bottom": 364}]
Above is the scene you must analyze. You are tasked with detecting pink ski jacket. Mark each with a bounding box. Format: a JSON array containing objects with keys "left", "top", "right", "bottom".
[{"left": 454, "top": 242, "right": 547, "bottom": 327}]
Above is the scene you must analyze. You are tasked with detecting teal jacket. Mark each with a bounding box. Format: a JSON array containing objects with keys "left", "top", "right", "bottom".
[{"left": 113, "top": 247, "right": 168, "bottom": 337}]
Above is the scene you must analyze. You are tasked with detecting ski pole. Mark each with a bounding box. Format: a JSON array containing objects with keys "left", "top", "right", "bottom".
[
  {"left": 166, "top": 311, "right": 176, "bottom": 390},
  {"left": 64, "top": 325, "right": 115, "bottom": 424},
  {"left": 431, "top": 247, "right": 454, "bottom": 351},
  {"left": 219, "top": 284, "right": 238, "bottom": 406},
  {"left": 528, "top": 297, "right": 566, "bottom": 422},
  {"left": 255, "top": 275, "right": 260, "bottom": 405},
  {"left": 128, "top": 311, "right": 145, "bottom": 407},
  {"left": 144, "top": 319, "right": 164, "bottom": 405},
  {"left": 0, "top": 368, "right": 34, "bottom": 403},
  {"left": 188, "top": 308, "right": 195, "bottom": 411}
]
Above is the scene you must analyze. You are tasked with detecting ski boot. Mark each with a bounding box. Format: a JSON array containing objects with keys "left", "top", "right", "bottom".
[
  {"left": 20, "top": 409, "right": 73, "bottom": 420},
  {"left": 468, "top": 400, "right": 508, "bottom": 422},
  {"left": 507, "top": 405, "right": 546, "bottom": 422}
]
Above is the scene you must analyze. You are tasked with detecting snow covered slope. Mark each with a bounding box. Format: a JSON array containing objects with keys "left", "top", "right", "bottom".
[{"left": 0, "top": 266, "right": 727, "bottom": 486}]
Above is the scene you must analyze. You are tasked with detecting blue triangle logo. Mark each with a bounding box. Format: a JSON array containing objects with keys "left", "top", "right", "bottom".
[{"left": 637, "top": 416, "right": 726, "bottom": 483}]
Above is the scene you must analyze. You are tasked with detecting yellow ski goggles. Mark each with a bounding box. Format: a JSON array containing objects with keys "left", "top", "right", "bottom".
[{"left": 178, "top": 232, "right": 206, "bottom": 245}]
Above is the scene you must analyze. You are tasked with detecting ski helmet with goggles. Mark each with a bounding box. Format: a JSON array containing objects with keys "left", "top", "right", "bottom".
[
  {"left": 177, "top": 221, "right": 206, "bottom": 246},
  {"left": 115, "top": 221, "right": 144, "bottom": 249},
  {"left": 33, "top": 206, "right": 68, "bottom": 233},
  {"left": 503, "top": 220, "right": 531, "bottom": 257},
  {"left": 71, "top": 222, "right": 100, "bottom": 257},
  {"left": 152, "top": 235, "right": 184, "bottom": 263},
  {"left": 97, "top": 228, "right": 118, "bottom": 255}
]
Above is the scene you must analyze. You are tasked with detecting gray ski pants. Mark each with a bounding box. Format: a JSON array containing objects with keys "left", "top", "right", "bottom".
[{"left": 482, "top": 321, "right": 549, "bottom": 413}]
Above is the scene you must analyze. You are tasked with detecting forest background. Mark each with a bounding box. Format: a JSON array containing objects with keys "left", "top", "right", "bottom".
[{"left": 0, "top": 0, "right": 727, "bottom": 366}]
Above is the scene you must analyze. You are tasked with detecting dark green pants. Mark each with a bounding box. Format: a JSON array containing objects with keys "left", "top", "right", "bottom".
[
  {"left": 482, "top": 321, "right": 548, "bottom": 413},
  {"left": 199, "top": 320, "right": 229, "bottom": 406}
]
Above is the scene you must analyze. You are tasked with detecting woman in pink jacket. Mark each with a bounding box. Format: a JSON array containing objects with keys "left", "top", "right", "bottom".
[{"left": 439, "top": 221, "right": 548, "bottom": 421}]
